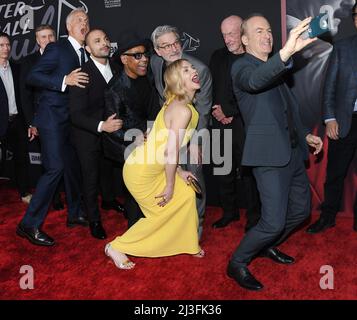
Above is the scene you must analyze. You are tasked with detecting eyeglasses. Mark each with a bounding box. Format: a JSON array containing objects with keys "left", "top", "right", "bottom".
[
  {"left": 122, "top": 51, "right": 150, "bottom": 60},
  {"left": 353, "top": 13, "right": 357, "bottom": 20},
  {"left": 157, "top": 40, "right": 181, "bottom": 51}
]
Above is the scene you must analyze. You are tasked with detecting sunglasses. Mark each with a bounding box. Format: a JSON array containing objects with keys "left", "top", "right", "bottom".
[
  {"left": 353, "top": 13, "right": 357, "bottom": 19},
  {"left": 122, "top": 51, "right": 150, "bottom": 60}
]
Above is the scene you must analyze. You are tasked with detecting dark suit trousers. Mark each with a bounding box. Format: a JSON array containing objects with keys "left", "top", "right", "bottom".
[
  {"left": 214, "top": 119, "right": 260, "bottom": 225},
  {"left": 21, "top": 126, "right": 82, "bottom": 228},
  {"left": 321, "top": 116, "right": 357, "bottom": 219},
  {"left": 75, "top": 138, "right": 117, "bottom": 222},
  {"left": 230, "top": 147, "right": 311, "bottom": 266},
  {"left": 0, "top": 116, "right": 30, "bottom": 196}
]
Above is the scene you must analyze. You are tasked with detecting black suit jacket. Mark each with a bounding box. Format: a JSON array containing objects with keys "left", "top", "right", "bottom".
[
  {"left": 0, "top": 61, "right": 23, "bottom": 137},
  {"left": 20, "top": 51, "right": 41, "bottom": 127},
  {"left": 323, "top": 35, "right": 357, "bottom": 138},
  {"left": 232, "top": 53, "right": 309, "bottom": 167},
  {"left": 209, "top": 47, "right": 240, "bottom": 117},
  {"left": 102, "top": 69, "right": 160, "bottom": 162},
  {"left": 69, "top": 58, "right": 118, "bottom": 148}
]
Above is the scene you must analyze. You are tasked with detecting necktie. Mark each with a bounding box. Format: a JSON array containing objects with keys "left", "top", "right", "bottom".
[{"left": 79, "top": 47, "right": 86, "bottom": 66}]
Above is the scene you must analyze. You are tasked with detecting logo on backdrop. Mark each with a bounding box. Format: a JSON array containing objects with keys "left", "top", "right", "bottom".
[
  {"left": 29, "top": 152, "right": 42, "bottom": 165},
  {"left": 181, "top": 32, "right": 200, "bottom": 52},
  {"left": 103, "top": 0, "right": 122, "bottom": 8},
  {"left": 0, "top": 0, "right": 88, "bottom": 60}
]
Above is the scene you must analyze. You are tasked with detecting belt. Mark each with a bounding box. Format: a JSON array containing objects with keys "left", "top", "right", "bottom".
[{"left": 8, "top": 114, "right": 18, "bottom": 122}]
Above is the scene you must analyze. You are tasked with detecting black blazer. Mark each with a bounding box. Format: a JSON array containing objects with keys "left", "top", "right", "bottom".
[
  {"left": 69, "top": 58, "right": 118, "bottom": 147},
  {"left": 0, "top": 61, "right": 23, "bottom": 137},
  {"left": 209, "top": 47, "right": 240, "bottom": 117},
  {"left": 20, "top": 50, "right": 41, "bottom": 127},
  {"left": 231, "top": 52, "right": 309, "bottom": 167},
  {"left": 323, "top": 35, "right": 357, "bottom": 138},
  {"left": 102, "top": 69, "right": 160, "bottom": 162}
]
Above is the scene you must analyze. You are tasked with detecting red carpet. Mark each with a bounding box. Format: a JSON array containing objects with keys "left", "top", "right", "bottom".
[{"left": 1, "top": 181, "right": 356, "bottom": 300}]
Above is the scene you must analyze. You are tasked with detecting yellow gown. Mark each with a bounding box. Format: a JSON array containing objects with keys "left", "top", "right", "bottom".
[{"left": 110, "top": 96, "right": 200, "bottom": 257}]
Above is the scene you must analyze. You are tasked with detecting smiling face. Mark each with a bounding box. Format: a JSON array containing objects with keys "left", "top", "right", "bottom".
[
  {"left": 0, "top": 36, "right": 11, "bottom": 63},
  {"left": 221, "top": 16, "right": 243, "bottom": 54},
  {"left": 66, "top": 10, "right": 90, "bottom": 45},
  {"left": 35, "top": 28, "right": 55, "bottom": 51},
  {"left": 85, "top": 29, "right": 110, "bottom": 59},
  {"left": 180, "top": 60, "right": 200, "bottom": 93},
  {"left": 121, "top": 45, "right": 149, "bottom": 79},
  {"left": 242, "top": 16, "right": 273, "bottom": 61}
]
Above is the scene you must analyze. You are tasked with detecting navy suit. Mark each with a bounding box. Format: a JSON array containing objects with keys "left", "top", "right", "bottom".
[
  {"left": 230, "top": 53, "right": 311, "bottom": 266},
  {"left": 21, "top": 39, "right": 83, "bottom": 228},
  {"left": 320, "top": 35, "right": 357, "bottom": 220}
]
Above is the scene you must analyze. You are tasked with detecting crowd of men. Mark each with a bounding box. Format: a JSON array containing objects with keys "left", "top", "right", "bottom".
[{"left": 0, "top": 4, "right": 356, "bottom": 290}]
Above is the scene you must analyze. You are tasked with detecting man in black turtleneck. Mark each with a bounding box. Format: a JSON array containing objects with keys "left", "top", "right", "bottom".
[{"left": 103, "top": 32, "right": 160, "bottom": 228}]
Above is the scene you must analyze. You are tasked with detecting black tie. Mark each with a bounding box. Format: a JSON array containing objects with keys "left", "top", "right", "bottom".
[{"left": 79, "top": 47, "right": 86, "bottom": 66}]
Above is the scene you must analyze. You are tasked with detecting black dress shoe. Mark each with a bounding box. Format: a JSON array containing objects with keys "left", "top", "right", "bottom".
[
  {"left": 227, "top": 263, "right": 263, "bottom": 291},
  {"left": 16, "top": 224, "right": 55, "bottom": 246},
  {"left": 89, "top": 222, "right": 107, "bottom": 239},
  {"left": 66, "top": 216, "right": 89, "bottom": 228},
  {"left": 259, "top": 247, "right": 295, "bottom": 264},
  {"left": 212, "top": 215, "right": 240, "bottom": 228},
  {"left": 101, "top": 200, "right": 125, "bottom": 213},
  {"left": 306, "top": 217, "right": 336, "bottom": 234}
]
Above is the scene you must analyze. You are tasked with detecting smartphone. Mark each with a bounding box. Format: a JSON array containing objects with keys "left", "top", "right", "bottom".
[{"left": 308, "top": 13, "right": 330, "bottom": 38}]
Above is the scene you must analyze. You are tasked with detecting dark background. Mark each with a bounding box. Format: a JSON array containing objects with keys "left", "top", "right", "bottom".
[{"left": 1, "top": 0, "right": 282, "bottom": 206}]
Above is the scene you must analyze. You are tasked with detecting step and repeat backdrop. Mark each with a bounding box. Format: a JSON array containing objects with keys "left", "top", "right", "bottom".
[
  {"left": 1, "top": 0, "right": 355, "bottom": 212},
  {"left": 282, "top": 0, "right": 356, "bottom": 215}
]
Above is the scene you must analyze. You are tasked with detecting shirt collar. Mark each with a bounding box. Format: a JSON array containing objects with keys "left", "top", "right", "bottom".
[
  {"left": 1, "top": 60, "right": 9, "bottom": 70},
  {"left": 68, "top": 35, "right": 83, "bottom": 51},
  {"left": 90, "top": 56, "right": 110, "bottom": 73}
]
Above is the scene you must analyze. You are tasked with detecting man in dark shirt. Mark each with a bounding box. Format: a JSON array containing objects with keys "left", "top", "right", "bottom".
[
  {"left": 209, "top": 15, "right": 261, "bottom": 231},
  {"left": 103, "top": 32, "right": 160, "bottom": 228}
]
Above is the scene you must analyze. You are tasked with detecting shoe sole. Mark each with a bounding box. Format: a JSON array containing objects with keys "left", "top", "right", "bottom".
[{"left": 16, "top": 228, "right": 55, "bottom": 246}]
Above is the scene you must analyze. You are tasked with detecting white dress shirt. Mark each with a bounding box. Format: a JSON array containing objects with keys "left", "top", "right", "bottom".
[
  {"left": 0, "top": 61, "right": 18, "bottom": 115},
  {"left": 90, "top": 56, "right": 113, "bottom": 132},
  {"left": 61, "top": 36, "right": 88, "bottom": 92}
]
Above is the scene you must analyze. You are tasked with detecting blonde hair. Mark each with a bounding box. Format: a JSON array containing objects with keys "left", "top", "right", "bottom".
[{"left": 163, "top": 59, "right": 190, "bottom": 101}]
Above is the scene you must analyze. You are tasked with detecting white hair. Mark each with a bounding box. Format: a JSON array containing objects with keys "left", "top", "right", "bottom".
[
  {"left": 151, "top": 25, "right": 180, "bottom": 48},
  {"left": 66, "top": 7, "right": 87, "bottom": 26}
]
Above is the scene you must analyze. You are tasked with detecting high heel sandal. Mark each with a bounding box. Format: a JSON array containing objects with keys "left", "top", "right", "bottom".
[
  {"left": 192, "top": 248, "right": 205, "bottom": 258},
  {"left": 104, "top": 244, "right": 135, "bottom": 270}
]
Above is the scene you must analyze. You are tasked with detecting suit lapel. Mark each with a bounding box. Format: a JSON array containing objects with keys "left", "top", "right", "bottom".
[
  {"left": 64, "top": 39, "right": 81, "bottom": 67},
  {"left": 88, "top": 58, "right": 107, "bottom": 86}
]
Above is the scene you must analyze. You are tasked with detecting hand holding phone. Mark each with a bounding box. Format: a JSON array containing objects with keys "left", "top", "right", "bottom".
[{"left": 308, "top": 13, "right": 330, "bottom": 38}]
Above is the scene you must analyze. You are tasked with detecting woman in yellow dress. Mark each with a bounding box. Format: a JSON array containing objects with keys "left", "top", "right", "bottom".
[{"left": 105, "top": 59, "right": 204, "bottom": 269}]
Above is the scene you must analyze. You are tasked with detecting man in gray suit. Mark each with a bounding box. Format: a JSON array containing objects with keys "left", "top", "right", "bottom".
[
  {"left": 227, "top": 14, "right": 323, "bottom": 291},
  {"left": 150, "top": 25, "right": 212, "bottom": 239}
]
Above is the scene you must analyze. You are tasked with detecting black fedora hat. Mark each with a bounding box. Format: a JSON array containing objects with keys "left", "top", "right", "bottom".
[{"left": 116, "top": 30, "right": 151, "bottom": 56}]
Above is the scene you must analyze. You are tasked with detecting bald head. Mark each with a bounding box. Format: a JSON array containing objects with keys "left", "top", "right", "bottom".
[
  {"left": 241, "top": 15, "right": 273, "bottom": 61},
  {"left": 220, "top": 15, "right": 244, "bottom": 54}
]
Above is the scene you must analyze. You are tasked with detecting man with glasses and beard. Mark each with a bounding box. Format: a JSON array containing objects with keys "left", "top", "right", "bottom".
[
  {"left": 69, "top": 29, "right": 124, "bottom": 240},
  {"left": 103, "top": 32, "right": 160, "bottom": 228},
  {"left": 150, "top": 25, "right": 212, "bottom": 239}
]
